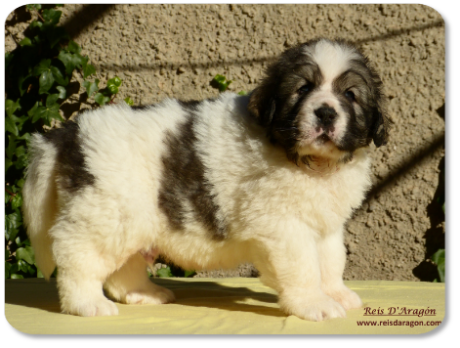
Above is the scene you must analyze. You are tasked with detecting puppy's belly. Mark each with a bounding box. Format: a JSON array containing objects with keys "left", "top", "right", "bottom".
[{"left": 155, "top": 229, "right": 250, "bottom": 271}]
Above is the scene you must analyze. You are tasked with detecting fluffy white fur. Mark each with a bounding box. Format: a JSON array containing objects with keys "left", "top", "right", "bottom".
[{"left": 22, "top": 39, "right": 384, "bottom": 321}]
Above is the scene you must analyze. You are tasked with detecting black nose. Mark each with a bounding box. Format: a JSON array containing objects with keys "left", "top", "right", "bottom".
[{"left": 314, "top": 107, "right": 337, "bottom": 126}]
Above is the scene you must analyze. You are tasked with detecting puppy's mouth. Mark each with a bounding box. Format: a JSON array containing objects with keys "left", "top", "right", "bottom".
[{"left": 316, "top": 133, "right": 331, "bottom": 144}]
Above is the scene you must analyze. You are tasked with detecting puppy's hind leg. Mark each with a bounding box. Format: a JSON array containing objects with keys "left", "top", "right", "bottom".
[
  {"left": 52, "top": 221, "right": 120, "bottom": 317},
  {"left": 104, "top": 252, "right": 175, "bottom": 305}
]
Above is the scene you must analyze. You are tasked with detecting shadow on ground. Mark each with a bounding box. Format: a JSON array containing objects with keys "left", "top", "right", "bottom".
[{"left": 5, "top": 278, "right": 281, "bottom": 317}]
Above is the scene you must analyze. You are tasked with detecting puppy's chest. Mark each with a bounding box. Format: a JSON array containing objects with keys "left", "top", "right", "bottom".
[
  {"left": 295, "top": 173, "right": 358, "bottom": 215},
  {"left": 228, "top": 164, "right": 368, "bottom": 234}
]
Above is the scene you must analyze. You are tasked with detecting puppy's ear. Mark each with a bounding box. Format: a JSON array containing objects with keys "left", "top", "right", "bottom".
[
  {"left": 371, "top": 98, "right": 390, "bottom": 147},
  {"left": 366, "top": 65, "right": 390, "bottom": 147},
  {"left": 248, "top": 83, "right": 277, "bottom": 127}
]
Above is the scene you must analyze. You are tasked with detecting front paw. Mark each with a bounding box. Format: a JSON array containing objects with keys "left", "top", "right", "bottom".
[
  {"left": 325, "top": 285, "right": 362, "bottom": 310},
  {"left": 62, "top": 295, "right": 119, "bottom": 317},
  {"left": 280, "top": 293, "right": 346, "bottom": 321}
]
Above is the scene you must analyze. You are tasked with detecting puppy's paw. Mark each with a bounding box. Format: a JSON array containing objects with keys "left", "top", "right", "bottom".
[
  {"left": 280, "top": 293, "right": 346, "bottom": 322},
  {"left": 325, "top": 286, "right": 362, "bottom": 310},
  {"left": 125, "top": 284, "right": 175, "bottom": 305},
  {"left": 62, "top": 296, "right": 119, "bottom": 317}
]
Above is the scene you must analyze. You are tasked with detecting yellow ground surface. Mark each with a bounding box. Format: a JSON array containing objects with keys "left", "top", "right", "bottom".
[{"left": 5, "top": 278, "right": 444, "bottom": 335}]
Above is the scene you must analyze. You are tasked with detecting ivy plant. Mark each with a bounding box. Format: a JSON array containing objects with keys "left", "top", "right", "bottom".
[
  {"left": 212, "top": 74, "right": 232, "bottom": 92},
  {"left": 211, "top": 74, "right": 246, "bottom": 95},
  {"left": 432, "top": 249, "right": 445, "bottom": 283},
  {"left": 5, "top": 4, "right": 128, "bottom": 279}
]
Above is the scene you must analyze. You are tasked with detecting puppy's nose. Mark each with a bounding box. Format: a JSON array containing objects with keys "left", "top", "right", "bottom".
[{"left": 314, "top": 107, "right": 337, "bottom": 126}]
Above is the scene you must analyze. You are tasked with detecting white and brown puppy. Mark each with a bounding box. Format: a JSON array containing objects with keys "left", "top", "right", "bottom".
[{"left": 22, "top": 38, "right": 388, "bottom": 321}]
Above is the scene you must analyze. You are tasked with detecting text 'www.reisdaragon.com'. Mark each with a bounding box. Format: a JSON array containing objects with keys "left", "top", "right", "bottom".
[{"left": 356, "top": 320, "right": 442, "bottom": 328}]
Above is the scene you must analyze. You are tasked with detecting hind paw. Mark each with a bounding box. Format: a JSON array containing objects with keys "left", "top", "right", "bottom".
[{"left": 124, "top": 283, "right": 175, "bottom": 305}]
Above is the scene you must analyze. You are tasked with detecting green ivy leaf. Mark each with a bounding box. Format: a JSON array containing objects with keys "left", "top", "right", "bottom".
[
  {"left": 5, "top": 262, "right": 11, "bottom": 279},
  {"left": 10, "top": 263, "right": 19, "bottom": 274},
  {"left": 157, "top": 267, "right": 173, "bottom": 278},
  {"left": 10, "top": 273, "right": 24, "bottom": 279},
  {"left": 26, "top": 4, "right": 42, "bottom": 11},
  {"left": 82, "top": 57, "right": 96, "bottom": 79},
  {"left": 15, "top": 145, "right": 26, "bottom": 158},
  {"left": 124, "top": 97, "right": 134, "bottom": 106},
  {"left": 94, "top": 93, "right": 111, "bottom": 106},
  {"left": 16, "top": 178, "right": 25, "bottom": 188},
  {"left": 213, "top": 75, "right": 226, "bottom": 84},
  {"left": 6, "top": 229, "right": 19, "bottom": 244},
  {"left": 38, "top": 70, "right": 55, "bottom": 94},
  {"left": 83, "top": 79, "right": 100, "bottom": 97},
  {"left": 19, "top": 37, "right": 33, "bottom": 46},
  {"left": 14, "top": 147, "right": 27, "bottom": 170},
  {"left": 212, "top": 74, "right": 232, "bottom": 92},
  {"left": 67, "top": 40, "right": 81, "bottom": 54},
  {"left": 5, "top": 212, "right": 22, "bottom": 229},
  {"left": 29, "top": 20, "right": 43, "bottom": 32},
  {"left": 28, "top": 101, "right": 40, "bottom": 117},
  {"left": 5, "top": 212, "right": 22, "bottom": 239},
  {"left": 42, "top": 9, "right": 62, "bottom": 26},
  {"left": 6, "top": 135, "right": 17, "bottom": 160},
  {"left": 17, "top": 260, "right": 29, "bottom": 273},
  {"left": 5, "top": 52, "right": 14, "bottom": 70},
  {"left": 432, "top": 249, "right": 445, "bottom": 282},
  {"left": 15, "top": 236, "right": 25, "bottom": 248},
  {"left": 14, "top": 156, "right": 27, "bottom": 170},
  {"left": 183, "top": 270, "right": 196, "bottom": 277},
  {"left": 32, "top": 106, "right": 47, "bottom": 124},
  {"left": 57, "top": 51, "right": 84, "bottom": 75},
  {"left": 56, "top": 86, "right": 67, "bottom": 99},
  {"left": 32, "top": 59, "right": 51, "bottom": 76},
  {"left": 107, "top": 85, "right": 119, "bottom": 95},
  {"left": 11, "top": 193, "right": 23, "bottom": 211},
  {"left": 5, "top": 118, "right": 19, "bottom": 136},
  {"left": 42, "top": 104, "right": 64, "bottom": 124},
  {"left": 16, "top": 133, "right": 32, "bottom": 143},
  {"left": 108, "top": 76, "right": 122, "bottom": 87},
  {"left": 238, "top": 90, "right": 247, "bottom": 96},
  {"left": 5, "top": 99, "right": 21, "bottom": 118},
  {"left": 5, "top": 99, "right": 20, "bottom": 119},
  {"left": 5, "top": 158, "right": 13, "bottom": 172},
  {"left": 26, "top": 263, "right": 37, "bottom": 275},
  {"left": 16, "top": 246, "right": 35, "bottom": 265},
  {"left": 50, "top": 65, "right": 69, "bottom": 86},
  {"left": 46, "top": 94, "right": 60, "bottom": 107}
]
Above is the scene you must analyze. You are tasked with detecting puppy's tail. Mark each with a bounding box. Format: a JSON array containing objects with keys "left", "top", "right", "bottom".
[{"left": 22, "top": 134, "right": 57, "bottom": 280}]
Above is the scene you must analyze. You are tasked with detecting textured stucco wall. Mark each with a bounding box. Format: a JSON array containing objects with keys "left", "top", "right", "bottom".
[{"left": 5, "top": 4, "right": 445, "bottom": 280}]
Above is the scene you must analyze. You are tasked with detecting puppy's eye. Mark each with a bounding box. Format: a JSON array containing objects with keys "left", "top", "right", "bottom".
[
  {"left": 345, "top": 90, "right": 355, "bottom": 101},
  {"left": 298, "top": 83, "right": 313, "bottom": 94}
]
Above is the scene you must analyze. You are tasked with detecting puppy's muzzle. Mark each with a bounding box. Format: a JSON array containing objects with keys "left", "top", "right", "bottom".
[{"left": 314, "top": 106, "right": 337, "bottom": 127}]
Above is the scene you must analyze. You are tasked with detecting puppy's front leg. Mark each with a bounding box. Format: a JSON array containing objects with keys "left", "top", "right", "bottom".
[
  {"left": 317, "top": 230, "right": 362, "bottom": 310},
  {"left": 253, "top": 221, "right": 346, "bottom": 321}
]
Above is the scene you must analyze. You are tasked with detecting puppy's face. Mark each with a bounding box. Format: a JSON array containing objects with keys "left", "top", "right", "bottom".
[{"left": 249, "top": 39, "right": 389, "bottom": 164}]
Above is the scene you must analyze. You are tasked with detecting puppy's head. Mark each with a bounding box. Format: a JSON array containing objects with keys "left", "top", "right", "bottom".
[{"left": 248, "top": 38, "right": 389, "bottom": 164}]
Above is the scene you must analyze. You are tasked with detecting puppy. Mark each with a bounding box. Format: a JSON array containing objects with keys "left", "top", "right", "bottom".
[{"left": 22, "top": 38, "right": 388, "bottom": 321}]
